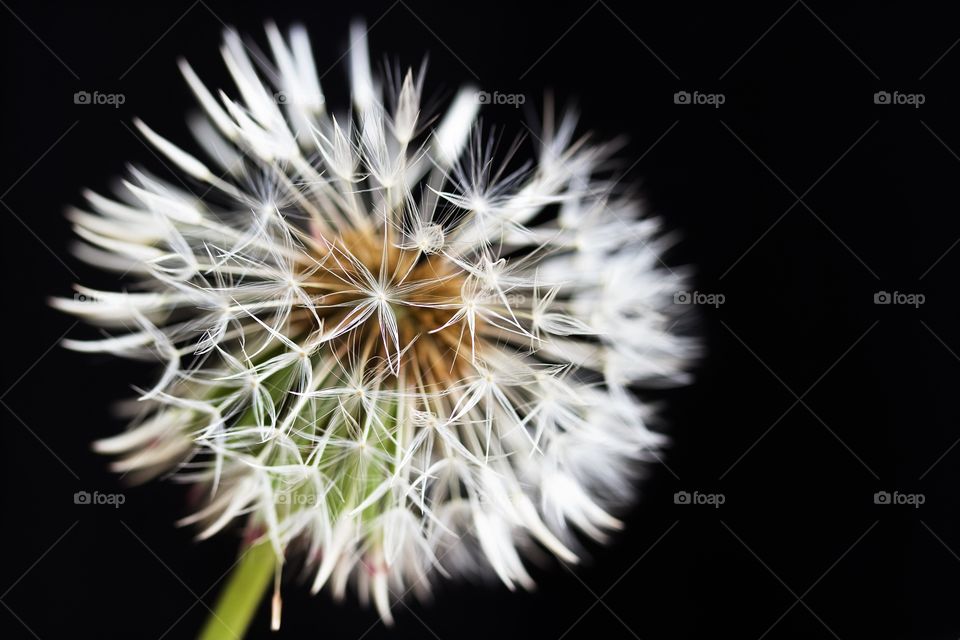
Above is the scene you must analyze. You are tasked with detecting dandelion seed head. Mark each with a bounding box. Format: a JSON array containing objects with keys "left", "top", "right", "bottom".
[{"left": 55, "top": 21, "right": 697, "bottom": 624}]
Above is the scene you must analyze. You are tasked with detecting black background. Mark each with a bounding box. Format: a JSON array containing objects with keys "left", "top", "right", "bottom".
[{"left": 1, "top": 1, "right": 958, "bottom": 638}]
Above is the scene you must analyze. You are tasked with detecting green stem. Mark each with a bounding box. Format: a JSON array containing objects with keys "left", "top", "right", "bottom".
[{"left": 199, "top": 541, "right": 276, "bottom": 640}]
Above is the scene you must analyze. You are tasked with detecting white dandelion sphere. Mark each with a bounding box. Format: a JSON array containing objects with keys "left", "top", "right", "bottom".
[{"left": 55, "top": 22, "right": 696, "bottom": 625}]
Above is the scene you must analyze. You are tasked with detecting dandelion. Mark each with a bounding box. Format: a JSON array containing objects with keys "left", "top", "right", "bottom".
[{"left": 53, "top": 21, "right": 697, "bottom": 637}]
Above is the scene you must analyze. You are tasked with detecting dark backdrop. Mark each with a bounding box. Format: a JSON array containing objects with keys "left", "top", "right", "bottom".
[{"left": 2, "top": 1, "right": 958, "bottom": 638}]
